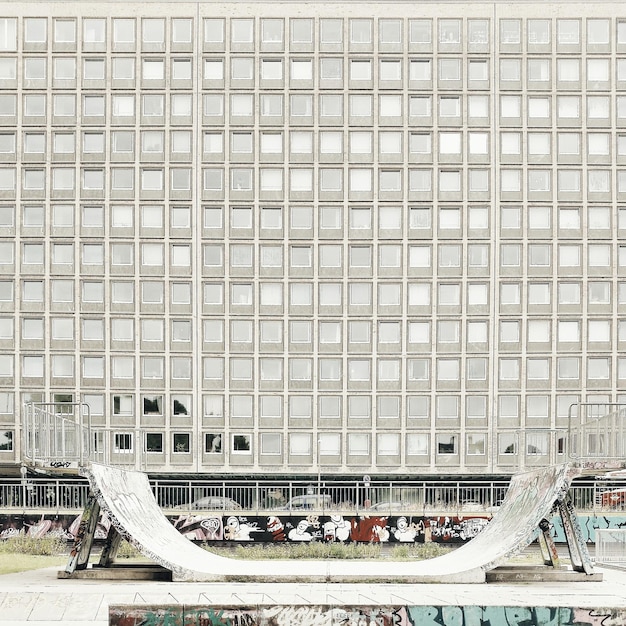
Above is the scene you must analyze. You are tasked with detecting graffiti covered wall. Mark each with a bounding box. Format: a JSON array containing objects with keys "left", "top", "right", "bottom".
[
  {"left": 108, "top": 604, "right": 626, "bottom": 626},
  {"left": 0, "top": 511, "right": 491, "bottom": 544},
  {"left": 2, "top": 511, "right": 626, "bottom": 545}
]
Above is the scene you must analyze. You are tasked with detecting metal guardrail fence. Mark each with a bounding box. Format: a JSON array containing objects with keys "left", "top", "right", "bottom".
[
  {"left": 22, "top": 403, "right": 91, "bottom": 468},
  {"left": 20, "top": 402, "right": 626, "bottom": 477},
  {"left": 568, "top": 403, "right": 626, "bottom": 464},
  {"left": 1, "top": 477, "right": 626, "bottom": 515},
  {"left": 595, "top": 530, "right": 626, "bottom": 564}
]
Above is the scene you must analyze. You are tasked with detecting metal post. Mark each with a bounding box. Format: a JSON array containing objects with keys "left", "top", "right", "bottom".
[{"left": 317, "top": 438, "right": 321, "bottom": 495}]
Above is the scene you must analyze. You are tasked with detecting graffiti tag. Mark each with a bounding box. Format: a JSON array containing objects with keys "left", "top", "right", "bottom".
[
  {"left": 49, "top": 461, "right": 72, "bottom": 469},
  {"left": 108, "top": 605, "right": 621, "bottom": 626}
]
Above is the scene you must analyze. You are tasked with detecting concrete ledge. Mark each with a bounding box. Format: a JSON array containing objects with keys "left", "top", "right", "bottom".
[
  {"left": 58, "top": 566, "right": 172, "bottom": 581},
  {"left": 486, "top": 566, "right": 603, "bottom": 583}
]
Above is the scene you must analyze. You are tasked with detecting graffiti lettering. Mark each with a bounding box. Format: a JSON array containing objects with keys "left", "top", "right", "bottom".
[
  {"left": 264, "top": 606, "right": 332, "bottom": 626},
  {"left": 108, "top": 605, "right": 620, "bottom": 626},
  {"left": 138, "top": 609, "right": 181, "bottom": 626},
  {"left": 49, "top": 461, "right": 71, "bottom": 468},
  {"left": 406, "top": 606, "right": 614, "bottom": 626},
  {"left": 185, "top": 608, "right": 256, "bottom": 625}
]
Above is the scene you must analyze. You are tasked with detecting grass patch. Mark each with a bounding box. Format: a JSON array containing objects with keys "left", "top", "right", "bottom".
[
  {"left": 0, "top": 535, "right": 454, "bottom": 575},
  {"left": 388, "top": 542, "right": 451, "bottom": 560},
  {"left": 0, "top": 536, "right": 68, "bottom": 575},
  {"left": 0, "top": 553, "right": 66, "bottom": 575},
  {"left": 204, "top": 542, "right": 452, "bottom": 561},
  {"left": 0, "top": 535, "right": 67, "bottom": 556}
]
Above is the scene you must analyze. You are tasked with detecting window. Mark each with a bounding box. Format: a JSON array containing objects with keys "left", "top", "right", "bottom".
[
  {"left": 466, "top": 434, "right": 486, "bottom": 456},
  {"left": 289, "top": 94, "right": 313, "bottom": 119},
  {"left": 499, "top": 433, "right": 517, "bottom": 455},
  {"left": 24, "top": 95, "right": 47, "bottom": 120},
  {"left": 528, "top": 20, "right": 550, "bottom": 45},
  {"left": 0, "top": 18, "right": 17, "bottom": 51},
  {"left": 83, "top": 95, "right": 104, "bottom": 117},
  {"left": 320, "top": 95, "right": 343, "bottom": 120},
  {"left": 377, "top": 433, "right": 400, "bottom": 457},
  {"left": 439, "top": 58, "right": 461, "bottom": 81},
  {"left": 557, "top": 19, "right": 579, "bottom": 45},
  {"left": 557, "top": 59, "right": 580, "bottom": 83},
  {"left": 114, "top": 433, "right": 133, "bottom": 453},
  {"left": 320, "top": 19, "right": 343, "bottom": 45},
  {"left": 53, "top": 133, "right": 74, "bottom": 156},
  {"left": 378, "top": 18, "right": 401, "bottom": 45},
  {"left": 113, "top": 19, "right": 135, "bottom": 45},
  {"left": 588, "top": 96, "right": 609, "bottom": 121},
  {"left": 348, "top": 433, "right": 370, "bottom": 456},
  {"left": 24, "top": 18, "right": 47, "bottom": 44},
  {"left": 320, "top": 57, "right": 342, "bottom": 82},
  {"left": 289, "top": 432, "right": 311, "bottom": 457},
  {"left": 172, "top": 19, "right": 192, "bottom": 44},
  {"left": 350, "top": 19, "right": 372, "bottom": 44},
  {"left": 24, "top": 57, "right": 46, "bottom": 81},
  {"left": 83, "top": 19, "right": 105, "bottom": 46},
  {"left": 173, "top": 433, "right": 190, "bottom": 453},
  {"left": 111, "top": 318, "right": 133, "bottom": 342},
  {"left": 141, "top": 18, "right": 164, "bottom": 45},
  {"left": 292, "top": 19, "right": 313, "bottom": 45},
  {"left": 205, "top": 433, "right": 223, "bottom": 454},
  {"left": 0, "top": 94, "right": 16, "bottom": 119},
  {"left": 83, "top": 58, "right": 105, "bottom": 81},
  {"left": 232, "top": 434, "right": 251, "bottom": 454},
  {"left": 145, "top": 433, "right": 163, "bottom": 453},
  {"left": 436, "top": 434, "right": 458, "bottom": 455},
  {"left": 111, "top": 97, "right": 134, "bottom": 122},
  {"left": 407, "top": 433, "right": 428, "bottom": 456},
  {"left": 255, "top": 96, "right": 281, "bottom": 121}
]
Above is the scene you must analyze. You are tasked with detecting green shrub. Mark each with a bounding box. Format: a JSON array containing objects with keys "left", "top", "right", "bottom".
[{"left": 0, "top": 534, "right": 67, "bottom": 556}]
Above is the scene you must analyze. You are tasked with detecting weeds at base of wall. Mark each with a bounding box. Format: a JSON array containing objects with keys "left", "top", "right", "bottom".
[
  {"left": 0, "top": 536, "right": 452, "bottom": 562},
  {"left": 0, "top": 534, "right": 67, "bottom": 556},
  {"left": 115, "top": 541, "right": 144, "bottom": 559},
  {"left": 389, "top": 542, "right": 451, "bottom": 560},
  {"left": 203, "top": 542, "right": 452, "bottom": 561}
]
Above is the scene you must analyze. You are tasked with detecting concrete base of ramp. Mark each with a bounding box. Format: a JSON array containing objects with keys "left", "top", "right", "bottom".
[
  {"left": 73, "top": 462, "right": 589, "bottom": 583},
  {"left": 486, "top": 565, "right": 603, "bottom": 583},
  {"left": 58, "top": 565, "right": 172, "bottom": 581}
]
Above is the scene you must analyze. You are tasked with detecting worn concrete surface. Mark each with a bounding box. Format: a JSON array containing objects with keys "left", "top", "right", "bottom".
[{"left": 1, "top": 562, "right": 626, "bottom": 625}]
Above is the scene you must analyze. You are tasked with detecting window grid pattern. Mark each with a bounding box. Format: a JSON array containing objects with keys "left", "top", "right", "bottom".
[{"left": 0, "top": 7, "right": 625, "bottom": 474}]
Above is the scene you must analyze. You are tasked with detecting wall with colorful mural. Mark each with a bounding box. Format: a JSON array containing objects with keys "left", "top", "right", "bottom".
[
  {"left": 2, "top": 511, "right": 626, "bottom": 545},
  {"left": 108, "top": 604, "right": 626, "bottom": 626},
  {"left": 0, "top": 511, "right": 491, "bottom": 545}
]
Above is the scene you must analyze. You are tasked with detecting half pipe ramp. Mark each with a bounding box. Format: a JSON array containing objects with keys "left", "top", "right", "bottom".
[{"left": 76, "top": 462, "right": 585, "bottom": 583}]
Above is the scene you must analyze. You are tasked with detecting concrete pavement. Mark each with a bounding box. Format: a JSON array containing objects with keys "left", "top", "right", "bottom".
[{"left": 1, "top": 561, "right": 626, "bottom": 625}]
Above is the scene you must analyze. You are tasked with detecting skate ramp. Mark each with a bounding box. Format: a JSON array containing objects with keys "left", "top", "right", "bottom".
[{"left": 84, "top": 462, "right": 575, "bottom": 583}]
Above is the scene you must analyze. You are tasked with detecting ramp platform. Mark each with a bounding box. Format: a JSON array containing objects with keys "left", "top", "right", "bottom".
[{"left": 64, "top": 462, "right": 593, "bottom": 583}]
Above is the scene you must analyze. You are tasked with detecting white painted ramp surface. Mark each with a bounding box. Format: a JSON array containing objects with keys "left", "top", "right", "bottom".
[{"left": 85, "top": 463, "right": 573, "bottom": 583}]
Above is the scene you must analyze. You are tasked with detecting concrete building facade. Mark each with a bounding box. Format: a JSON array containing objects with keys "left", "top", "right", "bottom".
[{"left": 0, "top": 1, "right": 625, "bottom": 476}]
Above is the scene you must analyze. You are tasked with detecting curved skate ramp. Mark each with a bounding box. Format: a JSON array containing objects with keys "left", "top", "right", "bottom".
[{"left": 84, "top": 462, "right": 574, "bottom": 583}]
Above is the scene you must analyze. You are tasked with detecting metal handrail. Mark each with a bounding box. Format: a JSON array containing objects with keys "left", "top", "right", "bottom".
[
  {"left": 568, "top": 402, "right": 626, "bottom": 463},
  {"left": 2, "top": 476, "right": 626, "bottom": 514}
]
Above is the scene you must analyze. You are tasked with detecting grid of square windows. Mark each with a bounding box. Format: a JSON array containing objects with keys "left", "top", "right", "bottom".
[{"left": 1, "top": 9, "right": 626, "bottom": 472}]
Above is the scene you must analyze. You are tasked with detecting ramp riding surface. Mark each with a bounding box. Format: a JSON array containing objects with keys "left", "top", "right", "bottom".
[{"left": 84, "top": 462, "right": 574, "bottom": 583}]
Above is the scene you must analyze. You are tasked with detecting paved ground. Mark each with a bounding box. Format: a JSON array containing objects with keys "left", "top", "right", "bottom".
[{"left": 1, "top": 561, "right": 626, "bottom": 625}]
